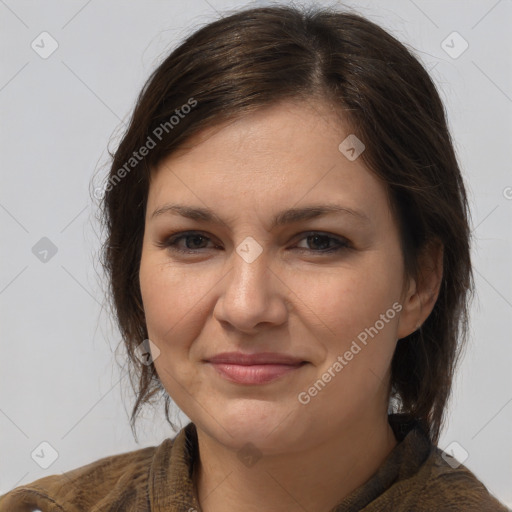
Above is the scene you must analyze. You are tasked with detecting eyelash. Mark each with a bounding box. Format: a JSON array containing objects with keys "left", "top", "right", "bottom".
[{"left": 156, "top": 230, "right": 351, "bottom": 256}]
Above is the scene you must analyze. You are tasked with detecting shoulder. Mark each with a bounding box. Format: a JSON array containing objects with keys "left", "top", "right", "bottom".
[
  {"left": 0, "top": 438, "right": 173, "bottom": 512},
  {"left": 407, "top": 447, "right": 510, "bottom": 511}
]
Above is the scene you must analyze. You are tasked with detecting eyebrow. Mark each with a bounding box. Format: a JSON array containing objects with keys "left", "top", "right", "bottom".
[{"left": 150, "top": 203, "right": 371, "bottom": 229}]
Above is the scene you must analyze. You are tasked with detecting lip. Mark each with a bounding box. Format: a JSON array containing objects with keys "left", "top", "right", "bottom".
[
  {"left": 205, "top": 352, "right": 308, "bottom": 385},
  {"left": 207, "top": 352, "right": 306, "bottom": 365}
]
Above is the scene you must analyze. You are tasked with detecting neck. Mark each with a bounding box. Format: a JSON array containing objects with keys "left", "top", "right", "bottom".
[{"left": 193, "top": 413, "right": 397, "bottom": 512}]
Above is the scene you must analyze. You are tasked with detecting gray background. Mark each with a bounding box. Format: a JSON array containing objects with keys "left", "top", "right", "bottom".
[{"left": 0, "top": 0, "right": 511, "bottom": 506}]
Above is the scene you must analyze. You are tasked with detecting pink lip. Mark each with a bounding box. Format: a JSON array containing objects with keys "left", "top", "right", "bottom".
[{"left": 205, "top": 352, "right": 307, "bottom": 385}]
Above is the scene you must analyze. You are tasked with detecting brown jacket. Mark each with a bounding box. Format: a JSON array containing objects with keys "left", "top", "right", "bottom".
[{"left": 0, "top": 414, "right": 509, "bottom": 511}]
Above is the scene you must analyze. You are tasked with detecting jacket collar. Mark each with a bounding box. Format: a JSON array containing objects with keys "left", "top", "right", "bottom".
[{"left": 148, "top": 414, "right": 431, "bottom": 511}]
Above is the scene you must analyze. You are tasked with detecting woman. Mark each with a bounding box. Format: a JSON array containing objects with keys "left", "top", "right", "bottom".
[{"left": 1, "top": 4, "right": 508, "bottom": 511}]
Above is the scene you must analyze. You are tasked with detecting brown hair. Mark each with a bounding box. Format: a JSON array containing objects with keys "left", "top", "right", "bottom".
[{"left": 95, "top": 4, "right": 474, "bottom": 445}]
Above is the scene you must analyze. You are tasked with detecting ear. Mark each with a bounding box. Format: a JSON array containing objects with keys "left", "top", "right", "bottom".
[{"left": 396, "top": 239, "right": 444, "bottom": 340}]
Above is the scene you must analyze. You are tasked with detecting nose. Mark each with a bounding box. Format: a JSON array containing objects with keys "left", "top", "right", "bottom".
[{"left": 212, "top": 242, "right": 289, "bottom": 334}]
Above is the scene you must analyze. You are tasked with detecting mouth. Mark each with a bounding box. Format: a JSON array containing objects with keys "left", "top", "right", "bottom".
[{"left": 204, "top": 352, "right": 309, "bottom": 385}]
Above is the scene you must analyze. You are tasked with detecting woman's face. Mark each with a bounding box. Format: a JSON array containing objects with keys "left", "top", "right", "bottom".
[{"left": 139, "top": 100, "right": 418, "bottom": 453}]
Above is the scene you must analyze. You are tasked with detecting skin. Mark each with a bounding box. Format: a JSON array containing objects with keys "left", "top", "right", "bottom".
[{"left": 139, "top": 100, "right": 443, "bottom": 512}]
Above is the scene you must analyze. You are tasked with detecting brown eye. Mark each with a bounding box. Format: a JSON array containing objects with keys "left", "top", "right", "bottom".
[
  {"left": 157, "top": 231, "right": 218, "bottom": 254},
  {"left": 294, "top": 232, "right": 350, "bottom": 254}
]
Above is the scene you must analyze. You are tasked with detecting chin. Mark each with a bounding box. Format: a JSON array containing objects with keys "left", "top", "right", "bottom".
[{"left": 196, "top": 399, "right": 306, "bottom": 454}]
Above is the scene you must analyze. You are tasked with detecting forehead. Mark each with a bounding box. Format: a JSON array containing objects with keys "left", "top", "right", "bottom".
[{"left": 147, "top": 100, "right": 390, "bottom": 227}]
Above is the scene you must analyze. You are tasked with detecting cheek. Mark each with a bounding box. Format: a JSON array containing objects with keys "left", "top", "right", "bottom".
[
  {"left": 302, "top": 276, "right": 400, "bottom": 408},
  {"left": 139, "top": 264, "right": 172, "bottom": 334},
  {"left": 139, "top": 259, "right": 208, "bottom": 397},
  {"left": 139, "top": 256, "right": 198, "bottom": 341},
  {"left": 305, "top": 261, "right": 401, "bottom": 378},
  {"left": 303, "top": 265, "right": 398, "bottom": 335},
  {"left": 139, "top": 254, "right": 222, "bottom": 366}
]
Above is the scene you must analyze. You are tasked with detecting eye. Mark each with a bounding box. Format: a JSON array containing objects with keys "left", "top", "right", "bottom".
[
  {"left": 156, "top": 230, "right": 351, "bottom": 255},
  {"left": 157, "top": 231, "right": 218, "bottom": 254},
  {"left": 294, "top": 232, "right": 351, "bottom": 254}
]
